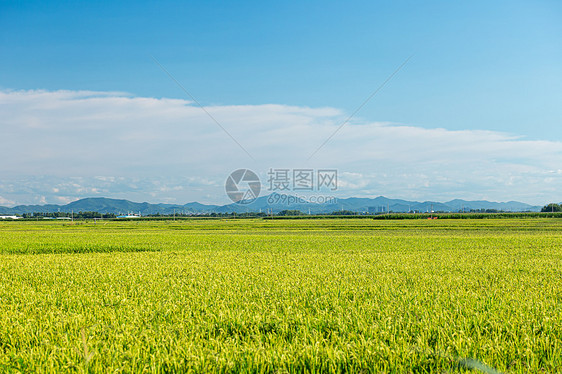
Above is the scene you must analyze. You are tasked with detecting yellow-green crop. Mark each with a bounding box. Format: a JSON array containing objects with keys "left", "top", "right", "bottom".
[{"left": 0, "top": 218, "right": 561, "bottom": 372}]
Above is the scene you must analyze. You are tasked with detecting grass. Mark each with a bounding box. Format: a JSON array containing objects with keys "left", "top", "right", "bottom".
[{"left": 0, "top": 219, "right": 561, "bottom": 372}]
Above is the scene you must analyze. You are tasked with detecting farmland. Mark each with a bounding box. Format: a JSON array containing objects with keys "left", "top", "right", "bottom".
[{"left": 0, "top": 219, "right": 561, "bottom": 373}]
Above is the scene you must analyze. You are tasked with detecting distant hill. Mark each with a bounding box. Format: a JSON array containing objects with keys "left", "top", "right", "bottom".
[{"left": 0, "top": 195, "right": 542, "bottom": 215}]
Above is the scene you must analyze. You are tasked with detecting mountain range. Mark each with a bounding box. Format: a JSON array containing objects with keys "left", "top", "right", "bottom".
[{"left": 0, "top": 195, "right": 542, "bottom": 215}]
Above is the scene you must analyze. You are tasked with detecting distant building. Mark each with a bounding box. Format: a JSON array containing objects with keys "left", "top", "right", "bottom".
[
  {"left": 0, "top": 215, "right": 21, "bottom": 219},
  {"left": 117, "top": 212, "right": 141, "bottom": 218}
]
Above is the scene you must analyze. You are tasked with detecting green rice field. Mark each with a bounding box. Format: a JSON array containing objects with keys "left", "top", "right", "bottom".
[{"left": 0, "top": 218, "right": 561, "bottom": 372}]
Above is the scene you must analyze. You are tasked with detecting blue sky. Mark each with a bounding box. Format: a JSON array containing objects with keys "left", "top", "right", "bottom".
[{"left": 1, "top": 0, "right": 561, "bottom": 205}]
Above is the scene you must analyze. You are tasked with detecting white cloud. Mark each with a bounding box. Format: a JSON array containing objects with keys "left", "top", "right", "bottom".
[
  {"left": 0, "top": 196, "right": 15, "bottom": 206},
  {"left": 1, "top": 88, "right": 561, "bottom": 206}
]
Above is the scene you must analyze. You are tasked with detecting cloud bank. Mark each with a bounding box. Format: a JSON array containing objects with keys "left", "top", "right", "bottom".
[{"left": 1, "top": 89, "right": 561, "bottom": 206}]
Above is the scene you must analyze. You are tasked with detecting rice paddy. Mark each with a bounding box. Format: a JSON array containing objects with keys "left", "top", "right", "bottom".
[{"left": 0, "top": 218, "right": 560, "bottom": 372}]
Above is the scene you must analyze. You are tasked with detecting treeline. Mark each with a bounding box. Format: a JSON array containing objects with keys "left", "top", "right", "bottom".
[
  {"left": 541, "top": 203, "right": 562, "bottom": 212},
  {"left": 10, "top": 204, "right": 561, "bottom": 220},
  {"left": 266, "top": 212, "right": 562, "bottom": 220},
  {"left": 147, "top": 212, "right": 268, "bottom": 218},
  {"left": 22, "top": 211, "right": 116, "bottom": 219}
]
